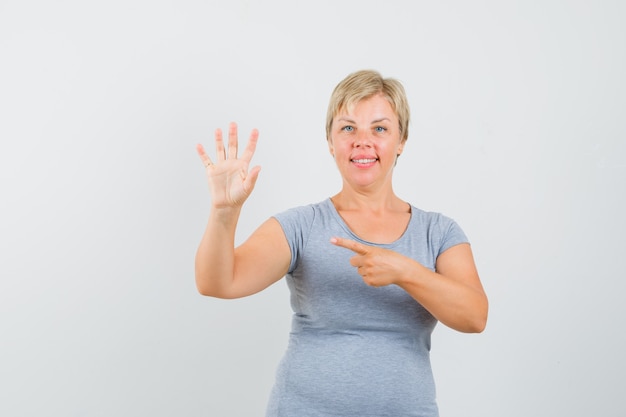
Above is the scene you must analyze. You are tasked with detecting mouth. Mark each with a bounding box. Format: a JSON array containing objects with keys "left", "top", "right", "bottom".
[{"left": 351, "top": 158, "right": 378, "bottom": 164}]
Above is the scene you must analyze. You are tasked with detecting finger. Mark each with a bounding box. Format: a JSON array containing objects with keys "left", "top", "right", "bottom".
[
  {"left": 228, "top": 121, "right": 238, "bottom": 160},
  {"left": 215, "top": 127, "right": 226, "bottom": 162},
  {"left": 350, "top": 256, "right": 363, "bottom": 268},
  {"left": 330, "top": 237, "right": 369, "bottom": 255},
  {"left": 243, "top": 165, "right": 262, "bottom": 194},
  {"left": 240, "top": 128, "right": 259, "bottom": 164},
  {"left": 196, "top": 144, "right": 214, "bottom": 168}
]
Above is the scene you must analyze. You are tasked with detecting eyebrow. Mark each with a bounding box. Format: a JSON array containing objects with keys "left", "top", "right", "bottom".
[{"left": 336, "top": 117, "right": 392, "bottom": 124}]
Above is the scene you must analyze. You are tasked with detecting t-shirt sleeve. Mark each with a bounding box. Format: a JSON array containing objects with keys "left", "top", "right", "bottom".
[
  {"left": 436, "top": 214, "right": 469, "bottom": 257},
  {"left": 272, "top": 204, "right": 316, "bottom": 273}
]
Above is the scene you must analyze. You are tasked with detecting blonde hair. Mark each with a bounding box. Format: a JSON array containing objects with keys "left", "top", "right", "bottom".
[{"left": 325, "top": 70, "right": 410, "bottom": 142}]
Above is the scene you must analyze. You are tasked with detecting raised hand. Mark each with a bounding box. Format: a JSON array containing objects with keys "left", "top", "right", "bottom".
[{"left": 196, "top": 122, "right": 261, "bottom": 209}]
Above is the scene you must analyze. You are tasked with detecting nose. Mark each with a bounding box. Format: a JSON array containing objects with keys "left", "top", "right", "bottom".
[{"left": 353, "top": 131, "right": 372, "bottom": 148}]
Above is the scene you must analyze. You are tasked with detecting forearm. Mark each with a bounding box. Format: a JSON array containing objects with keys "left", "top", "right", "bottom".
[
  {"left": 397, "top": 261, "right": 488, "bottom": 333},
  {"left": 194, "top": 206, "right": 242, "bottom": 297}
]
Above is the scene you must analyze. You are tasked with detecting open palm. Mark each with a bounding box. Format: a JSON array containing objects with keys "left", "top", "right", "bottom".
[{"left": 196, "top": 122, "right": 261, "bottom": 208}]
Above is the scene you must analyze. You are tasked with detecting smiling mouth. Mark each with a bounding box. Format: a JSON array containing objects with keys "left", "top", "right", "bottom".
[{"left": 351, "top": 158, "right": 378, "bottom": 163}]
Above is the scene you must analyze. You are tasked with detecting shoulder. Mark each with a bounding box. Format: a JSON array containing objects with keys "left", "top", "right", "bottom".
[
  {"left": 271, "top": 199, "right": 333, "bottom": 272},
  {"left": 410, "top": 205, "right": 458, "bottom": 228},
  {"left": 273, "top": 198, "right": 331, "bottom": 226},
  {"left": 408, "top": 205, "right": 469, "bottom": 251}
]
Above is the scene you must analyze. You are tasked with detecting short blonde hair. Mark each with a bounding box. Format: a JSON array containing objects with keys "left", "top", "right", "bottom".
[{"left": 326, "top": 70, "right": 410, "bottom": 143}]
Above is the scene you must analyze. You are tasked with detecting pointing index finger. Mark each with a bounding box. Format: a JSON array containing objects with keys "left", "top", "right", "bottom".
[{"left": 330, "top": 237, "right": 369, "bottom": 255}]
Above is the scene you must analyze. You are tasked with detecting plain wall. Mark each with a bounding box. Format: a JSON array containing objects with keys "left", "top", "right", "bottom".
[{"left": 1, "top": 1, "right": 625, "bottom": 416}]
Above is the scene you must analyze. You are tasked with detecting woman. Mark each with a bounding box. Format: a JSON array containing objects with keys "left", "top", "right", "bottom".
[{"left": 195, "top": 70, "right": 488, "bottom": 416}]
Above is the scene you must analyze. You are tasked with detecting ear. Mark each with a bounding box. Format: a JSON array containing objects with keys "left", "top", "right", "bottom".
[
  {"left": 328, "top": 139, "right": 335, "bottom": 157},
  {"left": 394, "top": 141, "right": 405, "bottom": 166},
  {"left": 396, "top": 140, "right": 405, "bottom": 156}
]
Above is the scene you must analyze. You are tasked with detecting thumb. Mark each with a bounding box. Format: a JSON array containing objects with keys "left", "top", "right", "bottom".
[{"left": 243, "top": 165, "right": 262, "bottom": 192}]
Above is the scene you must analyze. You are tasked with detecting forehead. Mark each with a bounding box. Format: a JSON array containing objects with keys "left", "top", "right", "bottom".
[{"left": 336, "top": 94, "right": 397, "bottom": 120}]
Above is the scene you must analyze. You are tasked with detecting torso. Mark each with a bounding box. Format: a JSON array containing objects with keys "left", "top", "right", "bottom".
[{"left": 267, "top": 198, "right": 456, "bottom": 416}]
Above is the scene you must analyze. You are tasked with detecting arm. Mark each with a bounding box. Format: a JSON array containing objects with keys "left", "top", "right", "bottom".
[
  {"left": 330, "top": 238, "right": 488, "bottom": 333},
  {"left": 195, "top": 215, "right": 290, "bottom": 299},
  {"left": 400, "top": 243, "right": 487, "bottom": 333},
  {"left": 194, "top": 123, "right": 291, "bottom": 299}
]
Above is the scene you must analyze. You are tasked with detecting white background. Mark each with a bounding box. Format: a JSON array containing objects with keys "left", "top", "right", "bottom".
[{"left": 1, "top": 1, "right": 625, "bottom": 416}]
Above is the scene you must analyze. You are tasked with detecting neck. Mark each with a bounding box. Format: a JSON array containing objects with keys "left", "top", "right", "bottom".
[{"left": 331, "top": 187, "right": 407, "bottom": 213}]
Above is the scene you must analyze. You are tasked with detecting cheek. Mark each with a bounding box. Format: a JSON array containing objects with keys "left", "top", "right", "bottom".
[{"left": 329, "top": 140, "right": 351, "bottom": 156}]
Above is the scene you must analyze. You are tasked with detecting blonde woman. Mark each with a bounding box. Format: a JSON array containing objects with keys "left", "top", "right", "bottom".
[{"left": 195, "top": 70, "right": 488, "bottom": 416}]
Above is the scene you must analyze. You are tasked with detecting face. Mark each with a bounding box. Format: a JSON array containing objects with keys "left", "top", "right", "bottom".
[{"left": 328, "top": 94, "right": 405, "bottom": 190}]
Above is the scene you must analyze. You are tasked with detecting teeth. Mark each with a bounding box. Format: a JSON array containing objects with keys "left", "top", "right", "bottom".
[{"left": 352, "top": 158, "right": 377, "bottom": 163}]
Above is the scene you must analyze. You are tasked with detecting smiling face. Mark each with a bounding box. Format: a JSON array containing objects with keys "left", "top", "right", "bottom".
[{"left": 328, "top": 93, "right": 405, "bottom": 190}]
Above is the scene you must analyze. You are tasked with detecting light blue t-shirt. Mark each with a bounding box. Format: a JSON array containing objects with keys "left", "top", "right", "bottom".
[{"left": 266, "top": 198, "right": 469, "bottom": 417}]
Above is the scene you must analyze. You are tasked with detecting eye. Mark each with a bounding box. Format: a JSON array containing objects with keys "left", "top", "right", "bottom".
[
  {"left": 374, "top": 126, "right": 387, "bottom": 133},
  {"left": 341, "top": 125, "right": 354, "bottom": 132}
]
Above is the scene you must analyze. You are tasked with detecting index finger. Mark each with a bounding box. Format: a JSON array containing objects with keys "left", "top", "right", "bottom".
[
  {"left": 239, "top": 128, "right": 259, "bottom": 164},
  {"left": 330, "top": 237, "right": 369, "bottom": 255}
]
